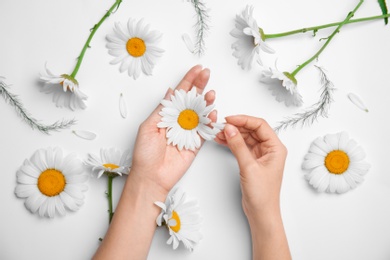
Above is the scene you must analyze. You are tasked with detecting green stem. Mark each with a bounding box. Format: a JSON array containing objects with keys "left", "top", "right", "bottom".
[
  {"left": 107, "top": 175, "right": 115, "bottom": 224},
  {"left": 70, "top": 0, "right": 122, "bottom": 78},
  {"left": 291, "top": 0, "right": 364, "bottom": 77},
  {"left": 264, "top": 13, "right": 389, "bottom": 39}
]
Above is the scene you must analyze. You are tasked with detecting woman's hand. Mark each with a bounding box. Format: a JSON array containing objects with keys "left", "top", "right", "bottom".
[
  {"left": 130, "top": 65, "right": 217, "bottom": 198},
  {"left": 215, "top": 115, "right": 291, "bottom": 260}
]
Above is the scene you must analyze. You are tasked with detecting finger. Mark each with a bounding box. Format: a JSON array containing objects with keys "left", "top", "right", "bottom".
[
  {"left": 174, "top": 65, "right": 204, "bottom": 92},
  {"left": 224, "top": 124, "right": 254, "bottom": 167},
  {"left": 225, "top": 115, "right": 280, "bottom": 145},
  {"left": 204, "top": 90, "right": 215, "bottom": 106},
  {"left": 192, "top": 68, "right": 210, "bottom": 94},
  {"left": 151, "top": 66, "right": 210, "bottom": 119},
  {"left": 208, "top": 110, "right": 217, "bottom": 124}
]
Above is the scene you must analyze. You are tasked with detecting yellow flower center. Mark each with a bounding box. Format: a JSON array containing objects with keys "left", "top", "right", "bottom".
[
  {"left": 169, "top": 210, "right": 181, "bottom": 233},
  {"left": 177, "top": 109, "right": 199, "bottom": 130},
  {"left": 37, "top": 169, "right": 66, "bottom": 197},
  {"left": 324, "top": 150, "right": 350, "bottom": 174},
  {"left": 126, "top": 37, "right": 146, "bottom": 57},
  {"left": 103, "top": 163, "right": 120, "bottom": 170}
]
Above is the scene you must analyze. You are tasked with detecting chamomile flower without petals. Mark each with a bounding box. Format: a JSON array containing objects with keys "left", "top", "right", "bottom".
[
  {"left": 155, "top": 188, "right": 202, "bottom": 251},
  {"left": 231, "top": 5, "right": 275, "bottom": 70},
  {"left": 106, "top": 18, "right": 164, "bottom": 80},
  {"left": 260, "top": 66, "right": 303, "bottom": 107},
  {"left": 157, "top": 88, "right": 220, "bottom": 151},
  {"left": 86, "top": 148, "right": 132, "bottom": 178},
  {"left": 40, "top": 65, "right": 88, "bottom": 110},
  {"left": 15, "top": 147, "right": 88, "bottom": 218},
  {"left": 302, "top": 132, "right": 370, "bottom": 194}
]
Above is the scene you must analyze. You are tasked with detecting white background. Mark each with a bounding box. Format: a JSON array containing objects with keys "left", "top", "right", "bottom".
[{"left": 1, "top": 0, "right": 390, "bottom": 259}]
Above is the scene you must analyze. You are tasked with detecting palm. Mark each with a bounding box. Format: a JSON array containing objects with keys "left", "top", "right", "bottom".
[{"left": 130, "top": 65, "right": 214, "bottom": 193}]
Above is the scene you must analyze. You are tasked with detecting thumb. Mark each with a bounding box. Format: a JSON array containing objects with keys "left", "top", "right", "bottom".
[{"left": 224, "top": 124, "right": 254, "bottom": 167}]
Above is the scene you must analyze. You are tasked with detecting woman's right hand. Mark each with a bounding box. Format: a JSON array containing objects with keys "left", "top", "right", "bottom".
[{"left": 215, "top": 115, "right": 287, "bottom": 223}]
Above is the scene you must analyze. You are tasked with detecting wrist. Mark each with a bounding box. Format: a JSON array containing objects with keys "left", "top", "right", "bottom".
[{"left": 126, "top": 169, "right": 169, "bottom": 203}]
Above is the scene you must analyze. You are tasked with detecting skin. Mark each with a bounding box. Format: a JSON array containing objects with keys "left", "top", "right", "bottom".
[
  {"left": 215, "top": 117, "right": 291, "bottom": 260},
  {"left": 93, "top": 65, "right": 291, "bottom": 260}
]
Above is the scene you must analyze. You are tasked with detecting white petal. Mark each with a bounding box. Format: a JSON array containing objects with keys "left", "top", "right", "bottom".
[
  {"left": 328, "top": 174, "right": 338, "bottom": 193},
  {"left": 324, "top": 133, "right": 339, "bottom": 151},
  {"left": 349, "top": 146, "right": 366, "bottom": 161},
  {"left": 119, "top": 93, "right": 128, "bottom": 119},
  {"left": 338, "top": 132, "right": 350, "bottom": 151},
  {"left": 348, "top": 93, "right": 369, "bottom": 112},
  {"left": 336, "top": 175, "right": 351, "bottom": 194},
  {"left": 182, "top": 33, "right": 195, "bottom": 53},
  {"left": 72, "top": 130, "right": 97, "bottom": 140}
]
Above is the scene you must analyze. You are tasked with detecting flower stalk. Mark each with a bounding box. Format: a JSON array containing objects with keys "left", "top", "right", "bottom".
[
  {"left": 70, "top": 0, "right": 122, "bottom": 78},
  {"left": 290, "top": 0, "right": 364, "bottom": 77},
  {"left": 264, "top": 13, "right": 390, "bottom": 39},
  {"left": 106, "top": 174, "right": 115, "bottom": 224}
]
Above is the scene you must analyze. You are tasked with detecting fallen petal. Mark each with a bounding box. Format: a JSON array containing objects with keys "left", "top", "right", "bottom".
[
  {"left": 119, "top": 93, "right": 128, "bottom": 119},
  {"left": 72, "top": 130, "right": 97, "bottom": 140},
  {"left": 347, "top": 93, "right": 368, "bottom": 112},
  {"left": 181, "top": 33, "right": 195, "bottom": 53}
]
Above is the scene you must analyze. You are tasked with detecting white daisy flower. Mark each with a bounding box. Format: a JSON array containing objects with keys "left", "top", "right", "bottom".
[
  {"left": 15, "top": 147, "right": 88, "bottom": 218},
  {"left": 106, "top": 18, "right": 164, "bottom": 80},
  {"left": 302, "top": 132, "right": 371, "bottom": 194},
  {"left": 230, "top": 5, "right": 275, "bottom": 70},
  {"left": 260, "top": 66, "right": 303, "bottom": 107},
  {"left": 86, "top": 148, "right": 132, "bottom": 178},
  {"left": 155, "top": 188, "right": 202, "bottom": 251},
  {"left": 40, "top": 65, "right": 88, "bottom": 110},
  {"left": 157, "top": 88, "right": 220, "bottom": 151}
]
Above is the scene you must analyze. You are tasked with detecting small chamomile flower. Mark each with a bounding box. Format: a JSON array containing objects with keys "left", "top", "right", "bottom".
[
  {"left": 155, "top": 188, "right": 202, "bottom": 251},
  {"left": 106, "top": 18, "right": 164, "bottom": 80},
  {"left": 260, "top": 66, "right": 303, "bottom": 107},
  {"left": 86, "top": 148, "right": 132, "bottom": 178},
  {"left": 40, "top": 65, "right": 88, "bottom": 110},
  {"left": 231, "top": 5, "right": 275, "bottom": 70},
  {"left": 302, "top": 132, "right": 370, "bottom": 193},
  {"left": 15, "top": 147, "right": 88, "bottom": 218},
  {"left": 157, "top": 88, "right": 221, "bottom": 151}
]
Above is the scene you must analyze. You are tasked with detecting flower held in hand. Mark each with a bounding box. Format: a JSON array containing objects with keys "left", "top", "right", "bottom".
[{"left": 157, "top": 88, "right": 220, "bottom": 151}]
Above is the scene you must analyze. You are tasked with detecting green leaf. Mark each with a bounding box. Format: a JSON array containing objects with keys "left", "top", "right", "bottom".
[{"left": 378, "top": 0, "right": 388, "bottom": 25}]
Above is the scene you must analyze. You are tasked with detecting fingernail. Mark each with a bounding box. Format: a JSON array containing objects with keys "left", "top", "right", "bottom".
[{"left": 225, "top": 124, "right": 237, "bottom": 138}]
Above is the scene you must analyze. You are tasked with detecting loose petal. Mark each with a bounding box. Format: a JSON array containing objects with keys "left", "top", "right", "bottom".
[
  {"left": 347, "top": 93, "right": 368, "bottom": 112},
  {"left": 182, "top": 33, "right": 195, "bottom": 53},
  {"left": 72, "top": 130, "right": 97, "bottom": 140},
  {"left": 119, "top": 93, "right": 128, "bottom": 119}
]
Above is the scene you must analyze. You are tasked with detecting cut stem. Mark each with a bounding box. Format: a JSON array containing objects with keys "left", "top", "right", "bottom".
[
  {"left": 264, "top": 13, "right": 389, "bottom": 39},
  {"left": 70, "top": 0, "right": 122, "bottom": 78},
  {"left": 291, "top": 0, "right": 364, "bottom": 77},
  {"left": 107, "top": 175, "right": 115, "bottom": 224}
]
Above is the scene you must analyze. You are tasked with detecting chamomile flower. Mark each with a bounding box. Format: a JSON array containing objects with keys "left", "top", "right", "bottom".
[
  {"left": 231, "top": 5, "right": 275, "bottom": 70},
  {"left": 260, "top": 66, "right": 303, "bottom": 107},
  {"left": 15, "top": 147, "right": 88, "bottom": 218},
  {"left": 40, "top": 65, "right": 88, "bottom": 110},
  {"left": 155, "top": 188, "right": 202, "bottom": 251},
  {"left": 302, "top": 132, "right": 370, "bottom": 194},
  {"left": 157, "top": 88, "right": 220, "bottom": 151},
  {"left": 106, "top": 18, "right": 164, "bottom": 80},
  {"left": 86, "top": 148, "right": 132, "bottom": 178}
]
